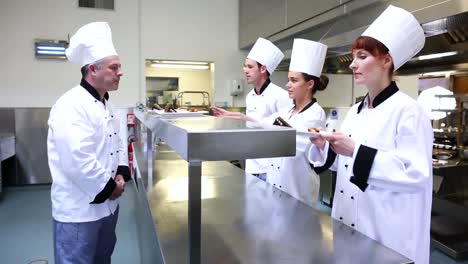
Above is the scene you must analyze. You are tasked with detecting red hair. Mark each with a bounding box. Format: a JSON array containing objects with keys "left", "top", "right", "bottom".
[{"left": 351, "top": 36, "right": 394, "bottom": 73}]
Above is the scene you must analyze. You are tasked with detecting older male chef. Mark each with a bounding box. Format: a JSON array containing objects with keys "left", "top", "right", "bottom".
[
  {"left": 244, "top": 37, "right": 291, "bottom": 180},
  {"left": 47, "top": 22, "right": 130, "bottom": 264}
]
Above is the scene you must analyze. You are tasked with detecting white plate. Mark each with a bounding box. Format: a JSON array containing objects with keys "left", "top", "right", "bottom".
[{"left": 296, "top": 130, "right": 321, "bottom": 138}]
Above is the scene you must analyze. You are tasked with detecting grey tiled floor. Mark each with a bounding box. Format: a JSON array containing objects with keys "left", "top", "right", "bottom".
[{"left": 0, "top": 185, "right": 140, "bottom": 264}]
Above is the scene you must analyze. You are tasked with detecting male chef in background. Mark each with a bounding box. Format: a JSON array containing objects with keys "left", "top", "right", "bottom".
[
  {"left": 244, "top": 38, "right": 291, "bottom": 180},
  {"left": 47, "top": 21, "right": 130, "bottom": 264}
]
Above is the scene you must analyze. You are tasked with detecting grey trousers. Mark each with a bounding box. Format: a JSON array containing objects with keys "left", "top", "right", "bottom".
[{"left": 53, "top": 206, "right": 119, "bottom": 264}]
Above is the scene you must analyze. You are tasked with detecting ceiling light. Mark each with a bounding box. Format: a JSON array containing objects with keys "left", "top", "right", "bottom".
[
  {"left": 418, "top": 51, "right": 458, "bottom": 60},
  {"left": 420, "top": 70, "right": 455, "bottom": 77},
  {"left": 156, "top": 60, "right": 208, "bottom": 65},
  {"left": 151, "top": 64, "right": 209, "bottom": 70}
]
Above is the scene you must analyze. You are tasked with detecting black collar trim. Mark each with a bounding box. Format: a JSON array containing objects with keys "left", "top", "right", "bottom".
[
  {"left": 80, "top": 79, "right": 109, "bottom": 103},
  {"left": 289, "top": 98, "right": 317, "bottom": 114},
  {"left": 357, "top": 81, "right": 399, "bottom": 114},
  {"left": 255, "top": 79, "right": 271, "bottom": 95}
]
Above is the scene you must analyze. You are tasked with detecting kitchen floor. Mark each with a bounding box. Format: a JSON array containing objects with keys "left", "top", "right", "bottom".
[
  {"left": 0, "top": 184, "right": 467, "bottom": 264},
  {"left": 0, "top": 184, "right": 142, "bottom": 264}
]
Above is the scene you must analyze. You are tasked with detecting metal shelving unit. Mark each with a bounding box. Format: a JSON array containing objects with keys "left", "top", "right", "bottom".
[{"left": 434, "top": 94, "right": 468, "bottom": 159}]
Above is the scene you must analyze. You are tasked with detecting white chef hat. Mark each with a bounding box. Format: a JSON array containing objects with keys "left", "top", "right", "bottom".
[
  {"left": 362, "top": 5, "right": 425, "bottom": 70},
  {"left": 66, "top": 22, "right": 118, "bottom": 66},
  {"left": 289, "top": 38, "right": 327, "bottom": 77},
  {"left": 247, "top": 37, "right": 284, "bottom": 74}
]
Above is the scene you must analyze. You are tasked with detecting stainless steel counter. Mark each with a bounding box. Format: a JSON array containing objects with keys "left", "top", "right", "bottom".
[
  {"left": 136, "top": 144, "right": 413, "bottom": 263},
  {"left": 135, "top": 110, "right": 296, "bottom": 161},
  {"left": 134, "top": 110, "right": 297, "bottom": 264}
]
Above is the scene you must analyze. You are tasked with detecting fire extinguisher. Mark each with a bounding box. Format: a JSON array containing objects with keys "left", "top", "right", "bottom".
[
  {"left": 127, "top": 113, "right": 136, "bottom": 127},
  {"left": 128, "top": 142, "right": 134, "bottom": 176}
]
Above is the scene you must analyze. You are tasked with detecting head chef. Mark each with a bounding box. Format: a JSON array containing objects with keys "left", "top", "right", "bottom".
[
  {"left": 243, "top": 38, "right": 292, "bottom": 178},
  {"left": 66, "top": 21, "right": 123, "bottom": 101},
  {"left": 47, "top": 21, "right": 129, "bottom": 263}
]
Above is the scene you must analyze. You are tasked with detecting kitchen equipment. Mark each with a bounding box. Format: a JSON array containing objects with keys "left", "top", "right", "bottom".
[
  {"left": 177, "top": 91, "right": 211, "bottom": 110},
  {"left": 435, "top": 152, "right": 452, "bottom": 160}
]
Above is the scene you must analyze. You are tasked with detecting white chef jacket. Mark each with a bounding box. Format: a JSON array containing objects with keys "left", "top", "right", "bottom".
[
  {"left": 245, "top": 79, "right": 291, "bottom": 174},
  {"left": 308, "top": 82, "right": 433, "bottom": 264},
  {"left": 47, "top": 82, "right": 128, "bottom": 223},
  {"left": 264, "top": 100, "right": 326, "bottom": 207}
]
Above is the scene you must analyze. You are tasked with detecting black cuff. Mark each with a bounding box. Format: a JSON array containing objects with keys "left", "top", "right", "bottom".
[
  {"left": 350, "top": 145, "right": 377, "bottom": 192},
  {"left": 312, "top": 146, "right": 337, "bottom": 174},
  {"left": 117, "top": 165, "right": 131, "bottom": 182},
  {"left": 90, "top": 178, "right": 116, "bottom": 204}
]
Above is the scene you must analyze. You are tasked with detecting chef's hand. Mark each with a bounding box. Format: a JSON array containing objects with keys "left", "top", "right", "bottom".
[
  {"left": 211, "top": 107, "right": 255, "bottom": 121},
  {"left": 310, "top": 136, "right": 327, "bottom": 150},
  {"left": 110, "top": 175, "right": 125, "bottom": 200},
  {"left": 321, "top": 132, "right": 355, "bottom": 157},
  {"left": 309, "top": 128, "right": 326, "bottom": 150},
  {"left": 211, "top": 107, "right": 230, "bottom": 117}
]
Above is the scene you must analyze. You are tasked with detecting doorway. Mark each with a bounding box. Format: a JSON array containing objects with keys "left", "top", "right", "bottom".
[{"left": 145, "top": 59, "right": 214, "bottom": 110}]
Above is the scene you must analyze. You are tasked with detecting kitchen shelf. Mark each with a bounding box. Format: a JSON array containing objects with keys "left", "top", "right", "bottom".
[
  {"left": 435, "top": 94, "right": 468, "bottom": 101},
  {"left": 432, "top": 109, "right": 459, "bottom": 113},
  {"left": 434, "top": 131, "right": 459, "bottom": 137}
]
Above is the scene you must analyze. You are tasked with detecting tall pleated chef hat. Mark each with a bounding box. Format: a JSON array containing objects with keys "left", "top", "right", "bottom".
[
  {"left": 66, "top": 22, "right": 118, "bottom": 66},
  {"left": 361, "top": 5, "right": 425, "bottom": 70},
  {"left": 247, "top": 37, "right": 284, "bottom": 74},
  {"left": 289, "top": 38, "right": 327, "bottom": 77}
]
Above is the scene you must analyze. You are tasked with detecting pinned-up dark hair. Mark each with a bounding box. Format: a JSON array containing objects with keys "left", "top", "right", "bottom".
[
  {"left": 301, "top": 73, "right": 329, "bottom": 95},
  {"left": 351, "top": 36, "right": 394, "bottom": 75}
]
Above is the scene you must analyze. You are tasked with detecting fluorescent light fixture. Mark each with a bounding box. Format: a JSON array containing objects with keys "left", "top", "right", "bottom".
[
  {"left": 418, "top": 51, "right": 458, "bottom": 60},
  {"left": 151, "top": 64, "right": 209, "bottom": 70},
  {"left": 37, "top": 50, "right": 67, "bottom": 55},
  {"left": 35, "top": 39, "right": 68, "bottom": 59},
  {"left": 37, "top": 46, "right": 66, "bottom": 51},
  {"left": 157, "top": 60, "right": 208, "bottom": 65},
  {"left": 420, "top": 70, "right": 455, "bottom": 77}
]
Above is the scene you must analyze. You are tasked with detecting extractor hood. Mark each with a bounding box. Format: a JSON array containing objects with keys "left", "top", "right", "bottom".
[
  {"left": 324, "top": 11, "right": 468, "bottom": 75},
  {"left": 273, "top": 2, "right": 468, "bottom": 75}
]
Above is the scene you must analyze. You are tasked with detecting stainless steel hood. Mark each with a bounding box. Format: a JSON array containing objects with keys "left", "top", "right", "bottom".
[{"left": 273, "top": 1, "right": 468, "bottom": 75}]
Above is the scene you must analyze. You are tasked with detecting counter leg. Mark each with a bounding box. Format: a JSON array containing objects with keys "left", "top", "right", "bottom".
[
  {"left": 146, "top": 129, "right": 155, "bottom": 191},
  {"left": 188, "top": 161, "right": 202, "bottom": 264}
]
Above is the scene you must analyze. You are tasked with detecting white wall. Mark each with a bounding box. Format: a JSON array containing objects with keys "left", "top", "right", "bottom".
[
  {"left": 353, "top": 74, "right": 420, "bottom": 101},
  {"left": 141, "top": 0, "right": 245, "bottom": 107},
  {"left": 317, "top": 74, "right": 420, "bottom": 108},
  {"left": 394, "top": 75, "right": 420, "bottom": 99},
  {"left": 315, "top": 74, "right": 354, "bottom": 107},
  {"left": 0, "top": 0, "right": 140, "bottom": 107},
  {"left": 0, "top": 0, "right": 243, "bottom": 108}
]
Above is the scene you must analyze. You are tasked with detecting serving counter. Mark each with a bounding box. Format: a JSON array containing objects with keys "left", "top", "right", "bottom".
[{"left": 133, "top": 110, "right": 413, "bottom": 264}]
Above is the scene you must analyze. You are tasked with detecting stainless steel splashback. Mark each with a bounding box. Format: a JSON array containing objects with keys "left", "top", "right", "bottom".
[
  {"left": 15, "top": 108, "right": 51, "bottom": 185},
  {"left": 0, "top": 108, "right": 52, "bottom": 185}
]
